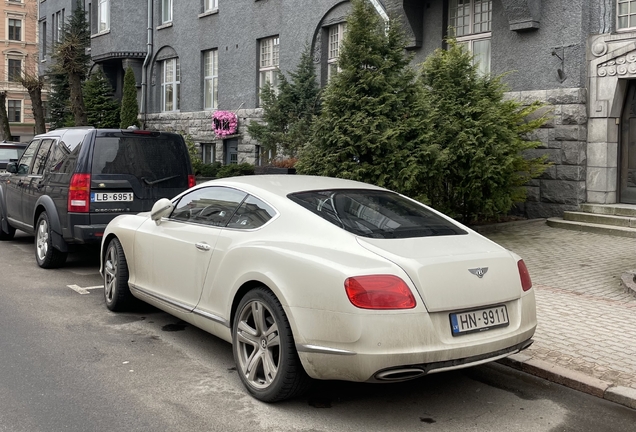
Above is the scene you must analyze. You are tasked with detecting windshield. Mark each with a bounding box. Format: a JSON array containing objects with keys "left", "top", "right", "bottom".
[
  {"left": 288, "top": 189, "right": 467, "bottom": 239},
  {"left": 92, "top": 135, "right": 190, "bottom": 188}
]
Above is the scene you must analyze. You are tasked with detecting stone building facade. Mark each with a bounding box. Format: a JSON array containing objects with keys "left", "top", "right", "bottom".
[
  {"left": 35, "top": 1, "right": 636, "bottom": 218},
  {"left": 1, "top": 0, "right": 43, "bottom": 141}
]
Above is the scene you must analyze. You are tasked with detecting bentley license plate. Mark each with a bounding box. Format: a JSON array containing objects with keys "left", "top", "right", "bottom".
[
  {"left": 450, "top": 305, "right": 509, "bottom": 336},
  {"left": 91, "top": 192, "right": 134, "bottom": 202}
]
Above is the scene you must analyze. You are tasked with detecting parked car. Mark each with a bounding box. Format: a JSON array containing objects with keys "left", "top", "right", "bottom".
[
  {"left": 100, "top": 175, "right": 537, "bottom": 402},
  {"left": 0, "top": 141, "right": 27, "bottom": 173},
  {"left": 0, "top": 128, "right": 195, "bottom": 268}
]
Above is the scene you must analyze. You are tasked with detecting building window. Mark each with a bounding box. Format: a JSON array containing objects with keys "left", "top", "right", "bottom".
[
  {"left": 328, "top": 23, "right": 346, "bottom": 81},
  {"left": 204, "top": 0, "right": 218, "bottom": 12},
  {"left": 448, "top": 0, "right": 491, "bottom": 75},
  {"left": 201, "top": 143, "right": 216, "bottom": 164},
  {"left": 618, "top": 0, "right": 636, "bottom": 30},
  {"left": 98, "top": 0, "right": 110, "bottom": 33},
  {"left": 54, "top": 10, "right": 64, "bottom": 43},
  {"left": 41, "top": 21, "right": 47, "bottom": 58},
  {"left": 8, "top": 100, "right": 21, "bottom": 123},
  {"left": 259, "top": 36, "right": 279, "bottom": 100},
  {"left": 8, "top": 19, "right": 22, "bottom": 41},
  {"left": 8, "top": 59, "right": 21, "bottom": 81},
  {"left": 162, "top": 58, "right": 180, "bottom": 112},
  {"left": 162, "top": 0, "right": 173, "bottom": 24},
  {"left": 203, "top": 49, "right": 218, "bottom": 109}
]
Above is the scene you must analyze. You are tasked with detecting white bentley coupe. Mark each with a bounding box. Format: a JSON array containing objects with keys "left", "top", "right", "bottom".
[{"left": 100, "top": 175, "right": 536, "bottom": 402}]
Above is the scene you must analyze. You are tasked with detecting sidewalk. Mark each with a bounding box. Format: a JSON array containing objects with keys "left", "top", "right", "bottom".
[{"left": 477, "top": 220, "right": 636, "bottom": 409}]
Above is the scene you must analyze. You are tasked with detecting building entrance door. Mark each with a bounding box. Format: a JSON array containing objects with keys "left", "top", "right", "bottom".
[{"left": 620, "top": 80, "right": 636, "bottom": 203}]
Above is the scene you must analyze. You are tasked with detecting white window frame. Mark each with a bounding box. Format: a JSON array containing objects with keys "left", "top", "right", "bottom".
[
  {"left": 204, "top": 0, "right": 218, "bottom": 12},
  {"left": 162, "top": 0, "right": 173, "bottom": 24},
  {"left": 7, "top": 100, "right": 22, "bottom": 123},
  {"left": 201, "top": 143, "right": 216, "bottom": 164},
  {"left": 259, "top": 36, "right": 280, "bottom": 100},
  {"left": 448, "top": 0, "right": 491, "bottom": 75},
  {"left": 98, "top": 0, "right": 110, "bottom": 33},
  {"left": 327, "top": 23, "right": 346, "bottom": 81},
  {"left": 162, "top": 58, "right": 180, "bottom": 112},
  {"left": 7, "top": 18, "right": 22, "bottom": 42},
  {"left": 203, "top": 49, "right": 218, "bottom": 110},
  {"left": 617, "top": 0, "right": 636, "bottom": 31}
]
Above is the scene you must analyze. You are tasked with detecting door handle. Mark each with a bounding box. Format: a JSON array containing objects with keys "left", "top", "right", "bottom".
[{"left": 195, "top": 242, "right": 211, "bottom": 251}]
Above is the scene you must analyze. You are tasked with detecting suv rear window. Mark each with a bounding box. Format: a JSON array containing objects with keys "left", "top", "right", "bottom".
[
  {"left": 0, "top": 148, "right": 24, "bottom": 161},
  {"left": 92, "top": 135, "right": 189, "bottom": 188},
  {"left": 288, "top": 189, "right": 466, "bottom": 239}
]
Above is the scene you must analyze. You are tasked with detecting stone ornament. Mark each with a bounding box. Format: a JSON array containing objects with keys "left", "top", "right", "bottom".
[{"left": 598, "top": 53, "right": 636, "bottom": 77}]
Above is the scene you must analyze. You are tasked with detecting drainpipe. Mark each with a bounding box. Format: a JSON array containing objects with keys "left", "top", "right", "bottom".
[{"left": 140, "top": 0, "right": 153, "bottom": 128}]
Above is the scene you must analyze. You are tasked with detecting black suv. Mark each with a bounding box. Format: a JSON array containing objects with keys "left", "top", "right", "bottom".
[{"left": 0, "top": 128, "right": 194, "bottom": 268}]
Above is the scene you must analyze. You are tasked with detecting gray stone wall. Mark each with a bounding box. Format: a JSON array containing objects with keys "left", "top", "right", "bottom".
[
  {"left": 144, "top": 108, "right": 264, "bottom": 165},
  {"left": 507, "top": 88, "right": 588, "bottom": 218}
]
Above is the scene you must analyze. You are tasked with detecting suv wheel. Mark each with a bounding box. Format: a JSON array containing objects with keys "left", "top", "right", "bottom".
[{"left": 35, "top": 212, "right": 67, "bottom": 268}]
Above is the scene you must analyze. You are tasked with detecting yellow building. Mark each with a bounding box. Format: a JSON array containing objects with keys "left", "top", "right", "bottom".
[{"left": 0, "top": 0, "right": 43, "bottom": 142}]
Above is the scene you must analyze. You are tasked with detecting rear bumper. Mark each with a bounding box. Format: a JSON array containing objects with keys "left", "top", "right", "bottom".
[
  {"left": 292, "top": 292, "right": 537, "bottom": 382},
  {"left": 72, "top": 224, "right": 107, "bottom": 244}
]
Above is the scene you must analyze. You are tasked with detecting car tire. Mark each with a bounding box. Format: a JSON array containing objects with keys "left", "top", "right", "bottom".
[
  {"left": 35, "top": 212, "right": 67, "bottom": 268},
  {"left": 0, "top": 221, "right": 15, "bottom": 241},
  {"left": 232, "top": 287, "right": 311, "bottom": 402},
  {"left": 103, "top": 238, "right": 134, "bottom": 312}
]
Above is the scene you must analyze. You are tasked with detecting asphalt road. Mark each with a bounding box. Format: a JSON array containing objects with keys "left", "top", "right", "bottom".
[{"left": 1, "top": 231, "right": 635, "bottom": 432}]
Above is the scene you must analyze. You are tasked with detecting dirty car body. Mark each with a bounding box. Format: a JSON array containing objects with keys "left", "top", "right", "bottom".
[{"left": 100, "top": 175, "right": 536, "bottom": 402}]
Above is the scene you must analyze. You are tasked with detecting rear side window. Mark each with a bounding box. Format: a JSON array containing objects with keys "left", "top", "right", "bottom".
[
  {"left": 288, "top": 189, "right": 467, "bottom": 239},
  {"left": 92, "top": 135, "right": 190, "bottom": 188},
  {"left": 227, "top": 196, "right": 276, "bottom": 229}
]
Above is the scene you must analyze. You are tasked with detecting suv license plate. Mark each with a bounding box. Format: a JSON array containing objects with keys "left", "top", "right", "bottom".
[
  {"left": 450, "top": 305, "right": 509, "bottom": 336},
  {"left": 91, "top": 192, "right": 134, "bottom": 202}
]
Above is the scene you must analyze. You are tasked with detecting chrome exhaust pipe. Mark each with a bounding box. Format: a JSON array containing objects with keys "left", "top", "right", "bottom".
[{"left": 374, "top": 368, "right": 426, "bottom": 382}]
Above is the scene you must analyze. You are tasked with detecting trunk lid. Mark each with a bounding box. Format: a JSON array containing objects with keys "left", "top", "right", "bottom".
[{"left": 357, "top": 232, "right": 522, "bottom": 312}]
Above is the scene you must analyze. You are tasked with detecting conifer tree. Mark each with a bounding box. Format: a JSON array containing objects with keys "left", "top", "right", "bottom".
[
  {"left": 50, "top": 0, "right": 90, "bottom": 126},
  {"left": 296, "top": 0, "right": 426, "bottom": 194},
  {"left": 415, "top": 40, "right": 548, "bottom": 222},
  {"left": 248, "top": 45, "right": 321, "bottom": 158},
  {"left": 83, "top": 69, "right": 120, "bottom": 128},
  {"left": 48, "top": 72, "right": 73, "bottom": 129},
  {"left": 120, "top": 66, "right": 140, "bottom": 128}
]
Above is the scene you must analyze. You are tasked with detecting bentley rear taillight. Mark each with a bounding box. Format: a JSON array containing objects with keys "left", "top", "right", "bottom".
[
  {"left": 518, "top": 260, "right": 532, "bottom": 292},
  {"left": 345, "top": 275, "right": 416, "bottom": 310},
  {"left": 68, "top": 173, "right": 91, "bottom": 213}
]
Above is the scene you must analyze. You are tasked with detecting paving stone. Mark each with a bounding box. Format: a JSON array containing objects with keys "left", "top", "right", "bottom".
[{"left": 484, "top": 221, "right": 636, "bottom": 395}]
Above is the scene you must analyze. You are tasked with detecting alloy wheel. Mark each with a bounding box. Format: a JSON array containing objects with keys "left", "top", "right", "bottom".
[
  {"left": 36, "top": 218, "right": 49, "bottom": 262},
  {"left": 104, "top": 245, "right": 118, "bottom": 304},
  {"left": 235, "top": 300, "right": 281, "bottom": 390}
]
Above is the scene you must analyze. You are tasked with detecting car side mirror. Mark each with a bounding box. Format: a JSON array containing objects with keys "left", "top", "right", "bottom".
[
  {"left": 151, "top": 198, "right": 174, "bottom": 224},
  {"left": 5, "top": 162, "right": 17, "bottom": 174}
]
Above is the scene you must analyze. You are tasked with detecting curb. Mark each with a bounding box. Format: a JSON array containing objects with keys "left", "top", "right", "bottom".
[{"left": 498, "top": 354, "right": 636, "bottom": 410}]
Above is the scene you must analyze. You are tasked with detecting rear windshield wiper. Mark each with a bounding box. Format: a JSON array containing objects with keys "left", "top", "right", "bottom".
[{"left": 142, "top": 175, "right": 180, "bottom": 185}]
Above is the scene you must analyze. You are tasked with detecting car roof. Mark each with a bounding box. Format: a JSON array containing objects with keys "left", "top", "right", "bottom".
[{"left": 205, "top": 175, "right": 386, "bottom": 197}]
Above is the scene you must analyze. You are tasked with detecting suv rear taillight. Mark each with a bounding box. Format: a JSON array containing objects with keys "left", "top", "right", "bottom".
[
  {"left": 68, "top": 173, "right": 91, "bottom": 213},
  {"left": 188, "top": 174, "right": 196, "bottom": 188},
  {"left": 518, "top": 259, "right": 532, "bottom": 292},
  {"left": 345, "top": 275, "right": 416, "bottom": 309}
]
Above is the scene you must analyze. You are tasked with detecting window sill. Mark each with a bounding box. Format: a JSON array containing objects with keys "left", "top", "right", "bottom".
[
  {"left": 198, "top": 9, "right": 219, "bottom": 18},
  {"left": 157, "top": 22, "right": 173, "bottom": 30},
  {"left": 90, "top": 30, "right": 110, "bottom": 39}
]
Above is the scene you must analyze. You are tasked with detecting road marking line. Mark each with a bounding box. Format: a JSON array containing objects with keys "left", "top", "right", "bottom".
[{"left": 67, "top": 284, "right": 103, "bottom": 294}]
